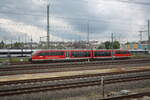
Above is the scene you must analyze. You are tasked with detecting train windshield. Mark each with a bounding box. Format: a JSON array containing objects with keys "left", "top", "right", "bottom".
[{"left": 32, "top": 51, "right": 38, "bottom": 56}]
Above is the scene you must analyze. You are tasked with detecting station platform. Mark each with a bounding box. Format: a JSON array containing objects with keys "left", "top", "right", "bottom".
[{"left": 0, "top": 66, "right": 150, "bottom": 82}]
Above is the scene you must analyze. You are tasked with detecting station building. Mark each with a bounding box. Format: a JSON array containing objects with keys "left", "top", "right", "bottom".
[{"left": 126, "top": 41, "right": 148, "bottom": 50}]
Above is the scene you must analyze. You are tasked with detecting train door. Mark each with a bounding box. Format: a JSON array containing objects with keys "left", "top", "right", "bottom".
[
  {"left": 111, "top": 50, "right": 115, "bottom": 58},
  {"left": 65, "top": 51, "right": 70, "bottom": 59}
]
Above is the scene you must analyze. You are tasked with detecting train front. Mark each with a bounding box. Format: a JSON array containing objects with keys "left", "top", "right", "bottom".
[{"left": 28, "top": 51, "right": 40, "bottom": 62}]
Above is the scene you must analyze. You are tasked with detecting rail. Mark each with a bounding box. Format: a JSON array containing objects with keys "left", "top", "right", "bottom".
[
  {"left": 0, "top": 72, "right": 150, "bottom": 96},
  {"left": 100, "top": 92, "right": 150, "bottom": 100}
]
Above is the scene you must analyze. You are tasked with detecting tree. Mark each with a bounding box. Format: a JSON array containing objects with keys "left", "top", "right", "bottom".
[
  {"left": 13, "top": 42, "right": 24, "bottom": 49},
  {"left": 97, "top": 43, "right": 105, "bottom": 49},
  {"left": 113, "top": 41, "right": 120, "bottom": 49},
  {"left": 104, "top": 41, "right": 111, "bottom": 49},
  {"left": 102, "top": 41, "right": 120, "bottom": 49},
  {"left": 0, "top": 40, "right": 5, "bottom": 49}
]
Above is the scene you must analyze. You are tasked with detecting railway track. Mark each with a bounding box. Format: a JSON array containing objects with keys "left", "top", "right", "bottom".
[
  {"left": 100, "top": 92, "right": 150, "bottom": 100},
  {"left": 3, "top": 58, "right": 150, "bottom": 67},
  {"left": 0, "top": 69, "right": 150, "bottom": 86},
  {"left": 1, "top": 59, "right": 150, "bottom": 71},
  {"left": 0, "top": 73, "right": 149, "bottom": 97},
  {"left": 9, "top": 58, "right": 130, "bottom": 65},
  {"left": 0, "top": 59, "right": 150, "bottom": 76}
]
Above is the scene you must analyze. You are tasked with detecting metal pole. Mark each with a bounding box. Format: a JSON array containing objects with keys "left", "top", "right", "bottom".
[
  {"left": 111, "top": 33, "right": 114, "bottom": 60},
  {"left": 7, "top": 40, "right": 11, "bottom": 64},
  {"left": 30, "top": 35, "right": 33, "bottom": 56},
  {"left": 101, "top": 76, "right": 105, "bottom": 98},
  {"left": 139, "top": 31, "right": 142, "bottom": 43},
  {"left": 87, "top": 20, "right": 90, "bottom": 62},
  {"left": 148, "top": 20, "right": 150, "bottom": 53},
  {"left": 112, "top": 33, "right": 114, "bottom": 49},
  {"left": 11, "top": 40, "right": 12, "bottom": 49},
  {"left": 87, "top": 20, "right": 90, "bottom": 49},
  {"left": 47, "top": 4, "right": 50, "bottom": 49},
  {"left": 40, "top": 37, "right": 41, "bottom": 43}
]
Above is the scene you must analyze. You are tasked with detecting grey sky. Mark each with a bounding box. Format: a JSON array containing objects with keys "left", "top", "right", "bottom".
[{"left": 0, "top": 0, "right": 150, "bottom": 43}]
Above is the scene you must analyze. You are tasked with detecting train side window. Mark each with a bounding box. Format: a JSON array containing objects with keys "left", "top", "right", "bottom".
[
  {"left": 0, "top": 52, "right": 8, "bottom": 54},
  {"left": 48, "top": 52, "right": 64, "bottom": 56},
  {"left": 94, "top": 51, "right": 111, "bottom": 56},
  {"left": 83, "top": 52, "right": 90, "bottom": 57},
  {"left": 116, "top": 51, "right": 121, "bottom": 54},
  {"left": 38, "top": 52, "right": 47, "bottom": 56},
  {"left": 105, "top": 52, "right": 111, "bottom": 56},
  {"left": 94, "top": 51, "right": 104, "bottom": 56},
  {"left": 123, "top": 51, "right": 127, "bottom": 54},
  {"left": 58, "top": 52, "right": 64, "bottom": 55},
  {"left": 60, "top": 52, "right": 65, "bottom": 55},
  {"left": 120, "top": 51, "right": 128, "bottom": 54},
  {"left": 72, "top": 51, "right": 90, "bottom": 57},
  {"left": 128, "top": 51, "right": 130, "bottom": 54},
  {"left": 72, "top": 52, "right": 79, "bottom": 57}
]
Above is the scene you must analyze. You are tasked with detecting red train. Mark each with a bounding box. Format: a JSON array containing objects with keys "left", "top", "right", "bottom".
[{"left": 29, "top": 50, "right": 132, "bottom": 62}]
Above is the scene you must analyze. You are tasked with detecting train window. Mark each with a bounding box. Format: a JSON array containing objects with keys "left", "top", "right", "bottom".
[
  {"left": 72, "top": 51, "right": 90, "bottom": 57},
  {"left": 47, "top": 52, "right": 64, "bottom": 56},
  {"left": 0, "top": 52, "right": 8, "bottom": 54},
  {"left": 32, "top": 51, "right": 39, "bottom": 56},
  {"left": 116, "top": 51, "right": 130, "bottom": 54},
  {"left": 126, "top": 51, "right": 129, "bottom": 54},
  {"left": 94, "top": 51, "right": 111, "bottom": 56},
  {"left": 122, "top": 51, "right": 127, "bottom": 54},
  {"left": 116, "top": 51, "right": 126, "bottom": 54},
  {"left": 105, "top": 52, "right": 111, "bottom": 56},
  {"left": 94, "top": 51, "right": 104, "bottom": 56},
  {"left": 38, "top": 52, "right": 47, "bottom": 56},
  {"left": 116, "top": 51, "right": 121, "bottom": 54}
]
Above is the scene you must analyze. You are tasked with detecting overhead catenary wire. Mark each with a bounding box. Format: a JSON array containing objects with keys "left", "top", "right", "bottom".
[
  {"left": 111, "top": 0, "right": 150, "bottom": 6},
  {"left": 0, "top": 10, "right": 146, "bottom": 27},
  {"left": 77, "top": 0, "right": 150, "bottom": 6},
  {"left": 0, "top": 0, "right": 149, "bottom": 27},
  {"left": 0, "top": 0, "right": 148, "bottom": 14},
  {"left": 0, "top": 0, "right": 149, "bottom": 42}
]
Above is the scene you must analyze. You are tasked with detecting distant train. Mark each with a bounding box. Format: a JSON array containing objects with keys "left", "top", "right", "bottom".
[
  {"left": 129, "top": 50, "right": 149, "bottom": 54},
  {"left": 0, "top": 49, "right": 37, "bottom": 58},
  {"left": 29, "top": 50, "right": 132, "bottom": 62}
]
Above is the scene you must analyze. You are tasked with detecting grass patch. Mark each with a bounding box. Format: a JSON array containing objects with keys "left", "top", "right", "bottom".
[
  {"left": 132, "top": 54, "right": 150, "bottom": 59},
  {"left": 0, "top": 58, "right": 8, "bottom": 63},
  {"left": 0, "top": 57, "right": 29, "bottom": 63}
]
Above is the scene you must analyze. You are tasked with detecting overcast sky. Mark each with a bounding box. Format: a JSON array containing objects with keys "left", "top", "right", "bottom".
[{"left": 0, "top": 0, "right": 150, "bottom": 43}]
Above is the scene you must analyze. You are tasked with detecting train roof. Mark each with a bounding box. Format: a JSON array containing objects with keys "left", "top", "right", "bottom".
[
  {"left": 0, "top": 49, "right": 39, "bottom": 52},
  {"left": 36, "top": 49, "right": 129, "bottom": 52},
  {"left": 129, "top": 49, "right": 148, "bottom": 51},
  {"left": 0, "top": 49, "right": 129, "bottom": 53}
]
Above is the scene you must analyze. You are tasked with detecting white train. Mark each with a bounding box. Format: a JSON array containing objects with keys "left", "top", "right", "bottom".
[
  {"left": 0, "top": 49, "right": 38, "bottom": 58},
  {"left": 129, "top": 50, "right": 148, "bottom": 54}
]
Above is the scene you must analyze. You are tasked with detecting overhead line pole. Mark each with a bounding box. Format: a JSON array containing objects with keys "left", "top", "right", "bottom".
[
  {"left": 111, "top": 33, "right": 114, "bottom": 60},
  {"left": 148, "top": 20, "right": 150, "bottom": 53},
  {"left": 111, "top": 33, "right": 114, "bottom": 49},
  {"left": 30, "top": 35, "right": 33, "bottom": 56},
  {"left": 47, "top": 4, "right": 50, "bottom": 49},
  {"left": 87, "top": 20, "right": 90, "bottom": 62},
  {"left": 139, "top": 31, "right": 143, "bottom": 43},
  {"left": 87, "top": 20, "right": 90, "bottom": 49}
]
